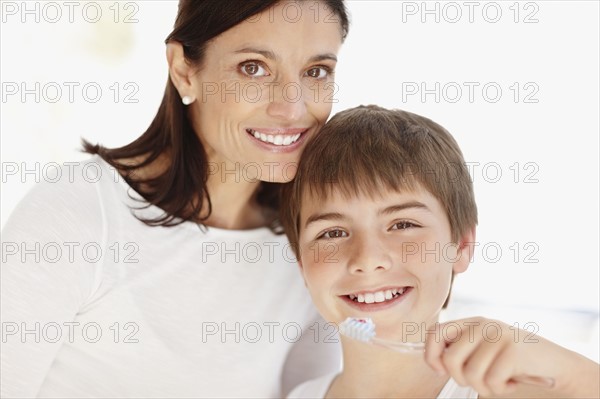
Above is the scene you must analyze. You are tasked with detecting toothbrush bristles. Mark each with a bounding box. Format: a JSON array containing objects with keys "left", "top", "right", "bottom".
[
  {"left": 339, "top": 317, "right": 376, "bottom": 342},
  {"left": 339, "top": 317, "right": 425, "bottom": 353}
]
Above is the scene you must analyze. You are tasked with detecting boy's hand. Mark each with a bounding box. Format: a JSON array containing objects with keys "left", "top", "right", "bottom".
[{"left": 423, "top": 317, "right": 598, "bottom": 398}]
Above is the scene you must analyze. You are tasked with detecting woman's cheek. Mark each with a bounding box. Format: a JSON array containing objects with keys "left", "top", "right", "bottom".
[{"left": 306, "top": 88, "right": 335, "bottom": 125}]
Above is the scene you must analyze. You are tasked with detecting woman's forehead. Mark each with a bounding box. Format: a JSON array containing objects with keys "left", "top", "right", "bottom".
[{"left": 207, "top": 1, "right": 344, "bottom": 56}]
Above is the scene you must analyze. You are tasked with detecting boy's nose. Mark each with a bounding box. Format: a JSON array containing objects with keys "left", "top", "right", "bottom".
[{"left": 347, "top": 235, "right": 393, "bottom": 274}]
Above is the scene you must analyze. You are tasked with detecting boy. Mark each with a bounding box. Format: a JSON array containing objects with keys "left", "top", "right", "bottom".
[{"left": 281, "top": 105, "right": 599, "bottom": 398}]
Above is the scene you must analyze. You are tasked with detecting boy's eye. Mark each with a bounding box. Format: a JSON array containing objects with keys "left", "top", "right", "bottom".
[
  {"left": 305, "top": 66, "right": 331, "bottom": 79},
  {"left": 391, "top": 221, "right": 417, "bottom": 230},
  {"left": 240, "top": 61, "right": 269, "bottom": 77},
  {"left": 318, "top": 229, "right": 348, "bottom": 239}
]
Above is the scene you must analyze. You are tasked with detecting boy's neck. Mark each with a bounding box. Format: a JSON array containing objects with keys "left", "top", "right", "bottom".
[{"left": 327, "top": 342, "right": 449, "bottom": 398}]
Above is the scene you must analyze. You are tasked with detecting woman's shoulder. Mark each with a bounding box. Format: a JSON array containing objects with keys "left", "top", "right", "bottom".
[
  {"left": 11, "top": 154, "right": 121, "bottom": 203},
  {"left": 2, "top": 155, "right": 120, "bottom": 238},
  {"left": 286, "top": 372, "right": 338, "bottom": 399}
]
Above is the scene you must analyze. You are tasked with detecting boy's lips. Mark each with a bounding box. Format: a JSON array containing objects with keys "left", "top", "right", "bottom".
[{"left": 340, "top": 287, "right": 413, "bottom": 312}]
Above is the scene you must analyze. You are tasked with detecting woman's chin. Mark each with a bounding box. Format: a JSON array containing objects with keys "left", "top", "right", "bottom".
[
  {"left": 265, "top": 176, "right": 294, "bottom": 184},
  {"left": 257, "top": 168, "right": 297, "bottom": 183}
]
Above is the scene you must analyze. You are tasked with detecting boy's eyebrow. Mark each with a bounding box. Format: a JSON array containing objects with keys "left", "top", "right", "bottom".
[
  {"left": 379, "top": 201, "right": 431, "bottom": 215},
  {"left": 304, "top": 212, "right": 346, "bottom": 228},
  {"left": 303, "top": 202, "right": 429, "bottom": 228},
  {"left": 233, "top": 47, "right": 338, "bottom": 63}
]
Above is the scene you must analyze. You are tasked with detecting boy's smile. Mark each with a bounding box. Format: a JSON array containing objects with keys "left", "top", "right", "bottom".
[
  {"left": 341, "top": 286, "right": 413, "bottom": 312},
  {"left": 297, "top": 185, "right": 474, "bottom": 340}
]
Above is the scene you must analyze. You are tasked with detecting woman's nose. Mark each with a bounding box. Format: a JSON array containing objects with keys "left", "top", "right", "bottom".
[{"left": 266, "top": 79, "right": 308, "bottom": 122}]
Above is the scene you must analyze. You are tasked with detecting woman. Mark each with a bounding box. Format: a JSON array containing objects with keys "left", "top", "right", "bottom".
[{"left": 1, "top": 1, "right": 349, "bottom": 397}]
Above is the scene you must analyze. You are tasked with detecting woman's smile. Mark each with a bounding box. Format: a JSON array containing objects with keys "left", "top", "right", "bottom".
[{"left": 245, "top": 126, "right": 311, "bottom": 153}]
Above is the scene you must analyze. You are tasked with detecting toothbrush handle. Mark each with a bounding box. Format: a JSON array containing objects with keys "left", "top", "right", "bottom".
[
  {"left": 369, "top": 336, "right": 556, "bottom": 388},
  {"left": 511, "top": 375, "right": 555, "bottom": 389},
  {"left": 371, "top": 337, "right": 425, "bottom": 353},
  {"left": 372, "top": 339, "right": 555, "bottom": 388}
]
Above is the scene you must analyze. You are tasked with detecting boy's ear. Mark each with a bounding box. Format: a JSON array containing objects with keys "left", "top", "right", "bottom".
[
  {"left": 452, "top": 227, "right": 476, "bottom": 274},
  {"left": 166, "top": 42, "right": 196, "bottom": 99}
]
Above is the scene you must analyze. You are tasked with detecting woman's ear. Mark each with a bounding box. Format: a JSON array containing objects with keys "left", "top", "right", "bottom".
[
  {"left": 166, "top": 42, "right": 195, "bottom": 100},
  {"left": 452, "top": 226, "right": 476, "bottom": 274}
]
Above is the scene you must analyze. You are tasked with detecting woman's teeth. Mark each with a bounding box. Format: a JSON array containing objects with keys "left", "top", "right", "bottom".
[
  {"left": 348, "top": 287, "right": 407, "bottom": 304},
  {"left": 247, "top": 129, "right": 302, "bottom": 146}
]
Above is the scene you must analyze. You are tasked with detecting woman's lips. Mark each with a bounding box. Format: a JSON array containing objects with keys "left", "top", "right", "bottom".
[{"left": 245, "top": 127, "right": 310, "bottom": 153}]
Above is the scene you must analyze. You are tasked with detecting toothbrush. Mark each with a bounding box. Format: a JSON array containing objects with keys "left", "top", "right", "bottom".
[
  {"left": 339, "top": 317, "right": 425, "bottom": 353},
  {"left": 338, "top": 317, "right": 555, "bottom": 389}
]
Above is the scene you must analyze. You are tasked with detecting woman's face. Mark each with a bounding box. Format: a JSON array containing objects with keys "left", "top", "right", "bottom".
[{"left": 187, "top": 0, "right": 344, "bottom": 183}]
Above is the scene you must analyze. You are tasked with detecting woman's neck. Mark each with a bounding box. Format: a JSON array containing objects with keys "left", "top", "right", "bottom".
[
  {"left": 327, "top": 340, "right": 449, "bottom": 398},
  {"left": 116, "top": 152, "right": 272, "bottom": 230},
  {"left": 203, "top": 166, "right": 268, "bottom": 230}
]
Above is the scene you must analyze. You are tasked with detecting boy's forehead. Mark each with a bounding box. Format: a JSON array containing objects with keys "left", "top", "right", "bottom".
[{"left": 298, "top": 183, "right": 438, "bottom": 225}]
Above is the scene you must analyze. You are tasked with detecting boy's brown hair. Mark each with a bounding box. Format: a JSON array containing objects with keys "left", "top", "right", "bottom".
[{"left": 280, "top": 105, "right": 478, "bottom": 306}]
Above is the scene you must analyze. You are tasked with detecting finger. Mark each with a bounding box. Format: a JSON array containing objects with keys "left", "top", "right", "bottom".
[
  {"left": 441, "top": 329, "right": 484, "bottom": 387},
  {"left": 483, "top": 345, "right": 519, "bottom": 396},
  {"left": 424, "top": 322, "right": 448, "bottom": 375},
  {"left": 462, "top": 339, "right": 508, "bottom": 397}
]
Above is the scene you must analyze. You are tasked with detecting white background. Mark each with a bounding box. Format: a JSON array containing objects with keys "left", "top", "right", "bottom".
[{"left": 1, "top": 1, "right": 598, "bottom": 361}]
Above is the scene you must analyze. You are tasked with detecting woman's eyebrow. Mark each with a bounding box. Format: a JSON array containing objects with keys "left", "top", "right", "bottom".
[
  {"left": 233, "top": 47, "right": 337, "bottom": 64},
  {"left": 308, "top": 53, "right": 338, "bottom": 63},
  {"left": 304, "top": 212, "right": 346, "bottom": 228},
  {"left": 234, "top": 47, "right": 277, "bottom": 60}
]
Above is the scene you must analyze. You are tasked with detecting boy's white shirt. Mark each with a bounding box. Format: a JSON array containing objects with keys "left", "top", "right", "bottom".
[{"left": 287, "top": 372, "right": 479, "bottom": 398}]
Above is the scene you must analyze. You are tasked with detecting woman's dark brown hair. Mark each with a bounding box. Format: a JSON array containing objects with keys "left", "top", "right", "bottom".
[{"left": 82, "top": 0, "right": 349, "bottom": 228}]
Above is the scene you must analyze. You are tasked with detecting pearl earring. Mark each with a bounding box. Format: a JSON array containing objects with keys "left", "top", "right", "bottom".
[{"left": 182, "top": 96, "right": 194, "bottom": 105}]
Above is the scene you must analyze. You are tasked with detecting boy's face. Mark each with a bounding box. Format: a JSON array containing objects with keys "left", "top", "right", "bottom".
[{"left": 297, "top": 185, "right": 474, "bottom": 340}]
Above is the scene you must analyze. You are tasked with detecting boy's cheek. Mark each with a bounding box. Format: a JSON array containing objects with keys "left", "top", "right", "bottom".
[
  {"left": 421, "top": 270, "right": 454, "bottom": 307},
  {"left": 392, "top": 239, "right": 458, "bottom": 267},
  {"left": 299, "top": 242, "right": 343, "bottom": 267},
  {"left": 300, "top": 270, "right": 337, "bottom": 321}
]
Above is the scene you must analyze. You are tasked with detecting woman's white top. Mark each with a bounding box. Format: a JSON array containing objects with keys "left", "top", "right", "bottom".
[
  {"left": 1, "top": 155, "right": 341, "bottom": 398},
  {"left": 288, "top": 372, "right": 479, "bottom": 398}
]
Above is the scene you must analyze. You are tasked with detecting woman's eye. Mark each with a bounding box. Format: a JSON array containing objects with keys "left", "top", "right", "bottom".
[
  {"left": 319, "top": 229, "right": 347, "bottom": 239},
  {"left": 391, "top": 221, "right": 417, "bottom": 230},
  {"left": 305, "top": 66, "right": 330, "bottom": 79},
  {"left": 240, "top": 62, "right": 269, "bottom": 77}
]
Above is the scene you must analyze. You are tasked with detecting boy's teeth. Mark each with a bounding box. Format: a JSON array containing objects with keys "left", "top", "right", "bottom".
[
  {"left": 249, "top": 129, "right": 301, "bottom": 146},
  {"left": 349, "top": 288, "right": 408, "bottom": 304}
]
